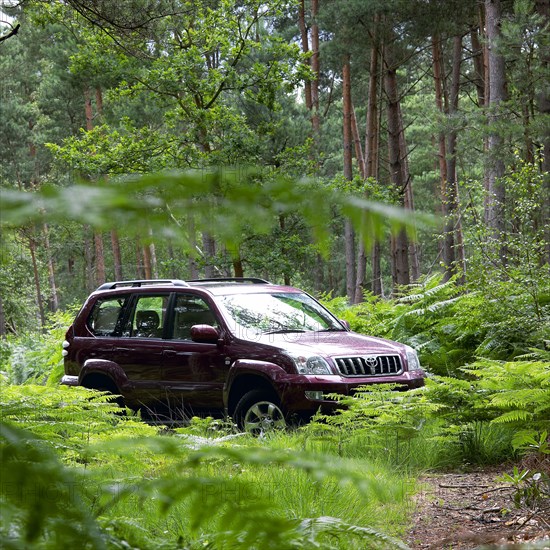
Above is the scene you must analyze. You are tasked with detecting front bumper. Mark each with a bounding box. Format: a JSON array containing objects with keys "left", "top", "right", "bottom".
[
  {"left": 281, "top": 371, "right": 426, "bottom": 414},
  {"left": 60, "top": 374, "right": 79, "bottom": 386}
]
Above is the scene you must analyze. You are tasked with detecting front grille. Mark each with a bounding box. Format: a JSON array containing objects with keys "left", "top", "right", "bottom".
[{"left": 335, "top": 355, "right": 402, "bottom": 377}]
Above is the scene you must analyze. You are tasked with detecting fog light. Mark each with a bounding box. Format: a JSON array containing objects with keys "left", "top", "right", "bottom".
[{"left": 305, "top": 391, "right": 324, "bottom": 400}]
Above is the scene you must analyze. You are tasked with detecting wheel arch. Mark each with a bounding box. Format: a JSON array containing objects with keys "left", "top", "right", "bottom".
[
  {"left": 227, "top": 374, "right": 279, "bottom": 417},
  {"left": 80, "top": 371, "right": 119, "bottom": 393}
]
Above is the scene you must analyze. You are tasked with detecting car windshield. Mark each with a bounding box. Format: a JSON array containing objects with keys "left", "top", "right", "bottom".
[{"left": 219, "top": 292, "right": 344, "bottom": 335}]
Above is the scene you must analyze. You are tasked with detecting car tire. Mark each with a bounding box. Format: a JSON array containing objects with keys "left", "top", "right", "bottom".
[
  {"left": 83, "top": 376, "right": 125, "bottom": 408},
  {"left": 234, "top": 389, "right": 286, "bottom": 436}
]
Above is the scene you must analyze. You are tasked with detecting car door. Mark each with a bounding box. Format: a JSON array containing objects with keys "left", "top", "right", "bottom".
[
  {"left": 110, "top": 293, "right": 170, "bottom": 410},
  {"left": 77, "top": 294, "right": 129, "bottom": 372},
  {"left": 162, "top": 293, "right": 227, "bottom": 414}
]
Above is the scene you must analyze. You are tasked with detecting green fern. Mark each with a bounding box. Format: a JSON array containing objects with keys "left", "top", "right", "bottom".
[{"left": 1, "top": 383, "right": 413, "bottom": 549}]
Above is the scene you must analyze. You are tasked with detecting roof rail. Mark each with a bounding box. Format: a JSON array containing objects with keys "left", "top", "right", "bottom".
[
  {"left": 187, "top": 277, "right": 271, "bottom": 285},
  {"left": 96, "top": 279, "right": 190, "bottom": 291}
]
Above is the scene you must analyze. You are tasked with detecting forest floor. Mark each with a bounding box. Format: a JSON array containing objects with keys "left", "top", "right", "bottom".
[{"left": 405, "top": 464, "right": 550, "bottom": 549}]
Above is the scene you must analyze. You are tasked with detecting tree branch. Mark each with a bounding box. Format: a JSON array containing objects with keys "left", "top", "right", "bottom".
[{"left": 0, "top": 23, "right": 20, "bottom": 44}]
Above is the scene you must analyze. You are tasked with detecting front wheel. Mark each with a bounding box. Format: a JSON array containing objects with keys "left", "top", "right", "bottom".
[{"left": 234, "top": 390, "right": 286, "bottom": 436}]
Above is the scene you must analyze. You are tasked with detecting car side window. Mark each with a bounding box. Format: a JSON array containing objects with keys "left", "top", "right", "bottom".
[
  {"left": 173, "top": 294, "right": 218, "bottom": 340},
  {"left": 88, "top": 296, "right": 128, "bottom": 336},
  {"left": 126, "top": 295, "right": 169, "bottom": 338}
]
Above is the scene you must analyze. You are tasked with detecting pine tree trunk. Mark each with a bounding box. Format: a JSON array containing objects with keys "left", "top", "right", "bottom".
[
  {"left": 384, "top": 48, "right": 410, "bottom": 289},
  {"left": 28, "top": 231, "right": 46, "bottom": 328},
  {"left": 84, "top": 86, "right": 107, "bottom": 285},
  {"left": 343, "top": 54, "right": 356, "bottom": 302},
  {"left": 398, "top": 102, "right": 419, "bottom": 281},
  {"left": 233, "top": 254, "right": 244, "bottom": 278},
  {"left": 351, "top": 104, "right": 365, "bottom": 178},
  {"left": 470, "top": 27, "right": 486, "bottom": 107},
  {"left": 188, "top": 216, "right": 199, "bottom": 279},
  {"left": 0, "top": 295, "right": 5, "bottom": 337},
  {"left": 203, "top": 233, "right": 217, "bottom": 278},
  {"left": 535, "top": 0, "right": 550, "bottom": 263},
  {"left": 148, "top": 227, "right": 158, "bottom": 278},
  {"left": 135, "top": 240, "right": 145, "bottom": 279},
  {"left": 84, "top": 228, "right": 95, "bottom": 292},
  {"left": 433, "top": 34, "right": 463, "bottom": 283},
  {"left": 94, "top": 233, "right": 106, "bottom": 285},
  {"left": 352, "top": 100, "right": 368, "bottom": 302},
  {"left": 371, "top": 242, "right": 383, "bottom": 296},
  {"left": 311, "top": 0, "right": 320, "bottom": 136},
  {"left": 142, "top": 242, "right": 152, "bottom": 279},
  {"left": 484, "top": 0, "right": 508, "bottom": 257},
  {"left": 367, "top": 32, "right": 383, "bottom": 297},
  {"left": 111, "top": 231, "right": 123, "bottom": 280},
  {"left": 95, "top": 86, "right": 104, "bottom": 118},
  {"left": 43, "top": 223, "right": 59, "bottom": 311},
  {"left": 279, "top": 215, "right": 291, "bottom": 285},
  {"left": 446, "top": 35, "right": 466, "bottom": 284},
  {"left": 298, "top": 0, "right": 312, "bottom": 110}
]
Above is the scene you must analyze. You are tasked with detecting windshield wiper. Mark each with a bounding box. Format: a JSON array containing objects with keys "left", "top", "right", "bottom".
[
  {"left": 264, "top": 328, "right": 306, "bottom": 335},
  {"left": 316, "top": 328, "right": 346, "bottom": 332}
]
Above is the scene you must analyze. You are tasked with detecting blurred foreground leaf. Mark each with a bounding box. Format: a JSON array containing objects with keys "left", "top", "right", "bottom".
[{"left": 1, "top": 169, "right": 436, "bottom": 255}]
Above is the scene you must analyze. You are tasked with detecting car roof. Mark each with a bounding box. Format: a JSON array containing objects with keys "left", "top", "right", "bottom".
[{"left": 94, "top": 278, "right": 301, "bottom": 296}]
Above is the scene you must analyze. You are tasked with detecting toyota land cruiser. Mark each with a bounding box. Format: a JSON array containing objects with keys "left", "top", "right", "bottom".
[{"left": 62, "top": 278, "right": 425, "bottom": 434}]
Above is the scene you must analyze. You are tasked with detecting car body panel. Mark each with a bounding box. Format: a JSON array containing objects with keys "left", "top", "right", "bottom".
[{"left": 62, "top": 278, "right": 426, "bottom": 420}]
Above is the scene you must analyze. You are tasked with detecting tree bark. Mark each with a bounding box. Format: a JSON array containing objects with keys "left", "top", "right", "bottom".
[
  {"left": 470, "top": 26, "right": 486, "bottom": 107},
  {"left": 367, "top": 30, "right": 383, "bottom": 297},
  {"left": 311, "top": 0, "right": 320, "bottom": 137},
  {"left": 28, "top": 232, "right": 46, "bottom": 329},
  {"left": 148, "top": 227, "right": 158, "bottom": 278},
  {"left": 43, "top": 223, "right": 59, "bottom": 311},
  {"left": 433, "top": 34, "right": 466, "bottom": 283},
  {"left": 188, "top": 215, "right": 199, "bottom": 279},
  {"left": 135, "top": 240, "right": 145, "bottom": 279},
  {"left": 84, "top": 86, "right": 107, "bottom": 284},
  {"left": 232, "top": 254, "right": 244, "bottom": 278},
  {"left": 84, "top": 228, "right": 95, "bottom": 292},
  {"left": 351, "top": 104, "right": 365, "bottom": 178},
  {"left": 445, "top": 35, "right": 466, "bottom": 284},
  {"left": 343, "top": 54, "right": 356, "bottom": 302},
  {"left": 398, "top": 102, "right": 419, "bottom": 282},
  {"left": 142, "top": 243, "right": 152, "bottom": 279},
  {"left": 111, "top": 231, "right": 123, "bottom": 280},
  {"left": 203, "top": 233, "right": 217, "bottom": 278},
  {"left": 535, "top": 0, "right": 550, "bottom": 263},
  {"left": 484, "top": 0, "right": 508, "bottom": 257},
  {"left": 94, "top": 233, "right": 106, "bottom": 285},
  {"left": 384, "top": 45, "right": 410, "bottom": 289},
  {"left": 353, "top": 102, "right": 367, "bottom": 301},
  {"left": 298, "top": 0, "right": 312, "bottom": 110},
  {"left": 0, "top": 295, "right": 5, "bottom": 337}
]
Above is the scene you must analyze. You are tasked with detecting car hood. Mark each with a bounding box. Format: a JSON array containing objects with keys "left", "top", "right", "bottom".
[{"left": 256, "top": 330, "right": 405, "bottom": 358}]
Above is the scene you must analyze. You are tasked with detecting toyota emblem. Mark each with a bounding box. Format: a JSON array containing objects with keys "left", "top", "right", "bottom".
[{"left": 364, "top": 355, "right": 378, "bottom": 374}]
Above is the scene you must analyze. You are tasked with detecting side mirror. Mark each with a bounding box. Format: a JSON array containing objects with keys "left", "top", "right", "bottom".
[
  {"left": 339, "top": 319, "right": 351, "bottom": 330},
  {"left": 190, "top": 324, "right": 220, "bottom": 343}
]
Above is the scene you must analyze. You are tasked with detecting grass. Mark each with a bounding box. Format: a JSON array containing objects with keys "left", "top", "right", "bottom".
[
  {"left": 2, "top": 380, "right": 530, "bottom": 548},
  {"left": 1, "top": 385, "right": 416, "bottom": 549}
]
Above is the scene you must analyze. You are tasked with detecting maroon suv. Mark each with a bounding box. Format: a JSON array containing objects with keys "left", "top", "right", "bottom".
[{"left": 62, "top": 278, "right": 425, "bottom": 434}]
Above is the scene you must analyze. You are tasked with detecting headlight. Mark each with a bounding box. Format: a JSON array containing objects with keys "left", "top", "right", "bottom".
[
  {"left": 290, "top": 354, "right": 332, "bottom": 375},
  {"left": 405, "top": 346, "right": 421, "bottom": 371}
]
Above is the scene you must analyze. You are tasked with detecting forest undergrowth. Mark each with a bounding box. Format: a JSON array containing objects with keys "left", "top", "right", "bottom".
[{"left": 1, "top": 275, "right": 549, "bottom": 549}]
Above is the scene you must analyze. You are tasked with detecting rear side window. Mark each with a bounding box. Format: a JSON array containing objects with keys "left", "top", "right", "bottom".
[{"left": 88, "top": 296, "right": 128, "bottom": 336}]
